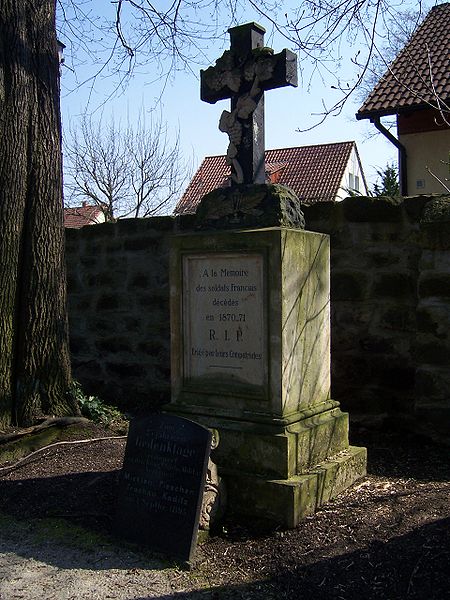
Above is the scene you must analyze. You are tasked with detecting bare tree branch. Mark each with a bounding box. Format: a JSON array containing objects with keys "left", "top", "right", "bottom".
[{"left": 64, "top": 112, "right": 191, "bottom": 219}]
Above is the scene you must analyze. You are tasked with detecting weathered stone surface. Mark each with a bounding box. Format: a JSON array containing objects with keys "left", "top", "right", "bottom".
[
  {"left": 195, "top": 184, "right": 305, "bottom": 230},
  {"left": 415, "top": 366, "right": 450, "bottom": 401},
  {"left": 403, "top": 195, "right": 434, "bottom": 220},
  {"left": 331, "top": 271, "right": 368, "bottom": 301},
  {"left": 379, "top": 307, "right": 416, "bottom": 332},
  {"left": 416, "top": 303, "right": 450, "bottom": 338},
  {"left": 169, "top": 222, "right": 366, "bottom": 527},
  {"left": 372, "top": 272, "right": 416, "bottom": 298},
  {"left": 343, "top": 196, "right": 403, "bottom": 222},
  {"left": 222, "top": 445, "right": 367, "bottom": 527},
  {"left": 416, "top": 341, "right": 450, "bottom": 364},
  {"left": 421, "top": 221, "right": 450, "bottom": 250},
  {"left": 418, "top": 273, "right": 450, "bottom": 298},
  {"left": 170, "top": 227, "right": 329, "bottom": 421},
  {"left": 420, "top": 197, "right": 450, "bottom": 223}
]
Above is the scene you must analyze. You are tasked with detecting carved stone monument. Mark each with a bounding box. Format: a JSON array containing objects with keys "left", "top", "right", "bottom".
[
  {"left": 169, "top": 23, "right": 366, "bottom": 527},
  {"left": 201, "top": 22, "right": 297, "bottom": 185}
]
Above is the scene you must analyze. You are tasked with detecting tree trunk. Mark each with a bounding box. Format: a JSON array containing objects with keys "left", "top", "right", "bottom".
[{"left": 0, "top": 0, "right": 78, "bottom": 427}]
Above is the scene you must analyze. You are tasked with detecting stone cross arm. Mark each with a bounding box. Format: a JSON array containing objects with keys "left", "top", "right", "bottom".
[
  {"left": 199, "top": 22, "right": 298, "bottom": 185},
  {"left": 201, "top": 47, "right": 298, "bottom": 105}
]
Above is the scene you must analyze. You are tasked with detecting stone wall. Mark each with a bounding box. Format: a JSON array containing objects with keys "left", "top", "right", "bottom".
[
  {"left": 414, "top": 198, "right": 450, "bottom": 435},
  {"left": 65, "top": 195, "right": 450, "bottom": 436},
  {"left": 66, "top": 215, "right": 192, "bottom": 410}
]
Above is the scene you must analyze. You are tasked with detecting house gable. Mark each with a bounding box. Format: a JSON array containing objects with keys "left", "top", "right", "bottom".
[
  {"left": 175, "top": 141, "right": 367, "bottom": 214},
  {"left": 356, "top": 4, "right": 450, "bottom": 119},
  {"left": 356, "top": 3, "right": 450, "bottom": 195},
  {"left": 64, "top": 202, "right": 106, "bottom": 228}
]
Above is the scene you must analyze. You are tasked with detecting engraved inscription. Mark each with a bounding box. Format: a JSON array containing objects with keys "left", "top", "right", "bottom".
[
  {"left": 115, "top": 415, "right": 211, "bottom": 562},
  {"left": 183, "top": 253, "right": 266, "bottom": 387}
]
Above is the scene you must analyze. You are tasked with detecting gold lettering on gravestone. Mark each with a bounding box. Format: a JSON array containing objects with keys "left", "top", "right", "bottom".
[{"left": 183, "top": 253, "right": 266, "bottom": 388}]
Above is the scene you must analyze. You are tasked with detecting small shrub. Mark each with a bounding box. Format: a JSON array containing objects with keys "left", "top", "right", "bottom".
[{"left": 69, "top": 381, "right": 124, "bottom": 427}]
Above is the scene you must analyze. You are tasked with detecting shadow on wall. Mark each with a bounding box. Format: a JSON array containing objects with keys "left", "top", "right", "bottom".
[{"left": 65, "top": 195, "right": 450, "bottom": 437}]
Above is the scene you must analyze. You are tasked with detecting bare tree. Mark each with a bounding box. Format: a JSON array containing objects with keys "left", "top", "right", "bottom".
[
  {"left": 64, "top": 113, "right": 190, "bottom": 219},
  {"left": 354, "top": 8, "right": 427, "bottom": 106}
]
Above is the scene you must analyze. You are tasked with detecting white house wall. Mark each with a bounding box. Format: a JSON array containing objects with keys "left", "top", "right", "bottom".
[
  {"left": 400, "top": 129, "right": 450, "bottom": 195},
  {"left": 336, "top": 147, "right": 368, "bottom": 200}
]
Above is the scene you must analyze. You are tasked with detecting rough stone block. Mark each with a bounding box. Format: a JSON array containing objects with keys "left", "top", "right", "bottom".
[
  {"left": 418, "top": 273, "right": 450, "bottom": 298},
  {"left": 127, "top": 274, "right": 151, "bottom": 290},
  {"left": 415, "top": 366, "right": 450, "bottom": 400},
  {"left": 331, "top": 271, "right": 368, "bottom": 301},
  {"left": 371, "top": 360, "right": 415, "bottom": 391},
  {"left": 379, "top": 307, "right": 416, "bottom": 332},
  {"left": 224, "top": 445, "right": 367, "bottom": 528},
  {"left": 105, "top": 362, "right": 147, "bottom": 379},
  {"left": 403, "top": 196, "right": 432, "bottom": 221},
  {"left": 368, "top": 249, "right": 402, "bottom": 268},
  {"left": 415, "top": 340, "right": 450, "bottom": 365},
  {"left": 372, "top": 272, "right": 416, "bottom": 298},
  {"left": 95, "top": 337, "right": 134, "bottom": 354},
  {"left": 303, "top": 201, "right": 340, "bottom": 230},
  {"left": 416, "top": 303, "right": 450, "bottom": 338},
  {"left": 195, "top": 184, "right": 305, "bottom": 230},
  {"left": 343, "top": 196, "right": 403, "bottom": 222},
  {"left": 123, "top": 237, "right": 159, "bottom": 252},
  {"left": 96, "top": 294, "right": 120, "bottom": 311}
]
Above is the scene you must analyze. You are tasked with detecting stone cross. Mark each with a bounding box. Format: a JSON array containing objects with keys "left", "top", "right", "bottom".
[{"left": 200, "top": 22, "right": 297, "bottom": 185}]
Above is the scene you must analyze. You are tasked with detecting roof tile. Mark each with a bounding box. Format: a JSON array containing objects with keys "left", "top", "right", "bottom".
[
  {"left": 175, "top": 141, "right": 358, "bottom": 214},
  {"left": 64, "top": 204, "right": 104, "bottom": 228},
  {"left": 357, "top": 3, "right": 450, "bottom": 118}
]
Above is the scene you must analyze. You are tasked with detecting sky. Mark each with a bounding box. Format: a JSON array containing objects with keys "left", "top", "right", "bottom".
[{"left": 58, "top": 0, "right": 427, "bottom": 199}]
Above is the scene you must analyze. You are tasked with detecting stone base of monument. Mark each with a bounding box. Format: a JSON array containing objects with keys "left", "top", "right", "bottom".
[
  {"left": 169, "top": 192, "right": 366, "bottom": 527},
  {"left": 167, "top": 406, "right": 366, "bottom": 527}
]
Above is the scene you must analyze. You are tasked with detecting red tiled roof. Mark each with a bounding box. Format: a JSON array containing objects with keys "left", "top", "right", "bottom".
[
  {"left": 64, "top": 203, "right": 104, "bottom": 228},
  {"left": 357, "top": 3, "right": 450, "bottom": 119},
  {"left": 175, "top": 141, "right": 358, "bottom": 214}
]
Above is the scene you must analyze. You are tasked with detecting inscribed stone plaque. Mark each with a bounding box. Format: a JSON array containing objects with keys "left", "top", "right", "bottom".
[
  {"left": 115, "top": 414, "right": 211, "bottom": 562},
  {"left": 182, "top": 252, "right": 266, "bottom": 389}
]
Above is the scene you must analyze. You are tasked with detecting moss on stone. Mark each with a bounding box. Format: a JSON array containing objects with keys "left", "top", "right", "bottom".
[
  {"left": 403, "top": 196, "right": 434, "bottom": 221},
  {"left": 421, "top": 197, "right": 450, "bottom": 223},
  {"left": 195, "top": 184, "right": 305, "bottom": 230}
]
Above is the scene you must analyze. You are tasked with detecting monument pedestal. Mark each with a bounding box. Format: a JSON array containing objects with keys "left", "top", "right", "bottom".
[{"left": 169, "top": 212, "right": 366, "bottom": 527}]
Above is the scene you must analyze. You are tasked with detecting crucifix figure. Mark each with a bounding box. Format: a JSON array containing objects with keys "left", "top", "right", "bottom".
[{"left": 201, "top": 22, "right": 298, "bottom": 185}]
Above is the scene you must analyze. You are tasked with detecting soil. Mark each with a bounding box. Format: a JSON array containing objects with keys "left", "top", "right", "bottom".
[{"left": 0, "top": 420, "right": 449, "bottom": 600}]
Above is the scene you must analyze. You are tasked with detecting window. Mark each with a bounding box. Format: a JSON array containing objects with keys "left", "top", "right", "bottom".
[{"left": 349, "top": 173, "right": 360, "bottom": 192}]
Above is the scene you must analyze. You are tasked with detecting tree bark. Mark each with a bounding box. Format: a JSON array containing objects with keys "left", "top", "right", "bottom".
[{"left": 0, "top": 0, "right": 78, "bottom": 427}]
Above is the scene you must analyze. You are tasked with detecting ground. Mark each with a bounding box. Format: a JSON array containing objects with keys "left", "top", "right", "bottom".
[{"left": 0, "top": 420, "right": 448, "bottom": 599}]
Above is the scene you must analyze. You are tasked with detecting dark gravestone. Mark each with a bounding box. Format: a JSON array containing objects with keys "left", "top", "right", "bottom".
[{"left": 115, "top": 414, "right": 212, "bottom": 562}]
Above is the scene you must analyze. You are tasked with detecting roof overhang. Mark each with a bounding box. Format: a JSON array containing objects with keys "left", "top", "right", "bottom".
[{"left": 356, "top": 101, "right": 447, "bottom": 122}]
